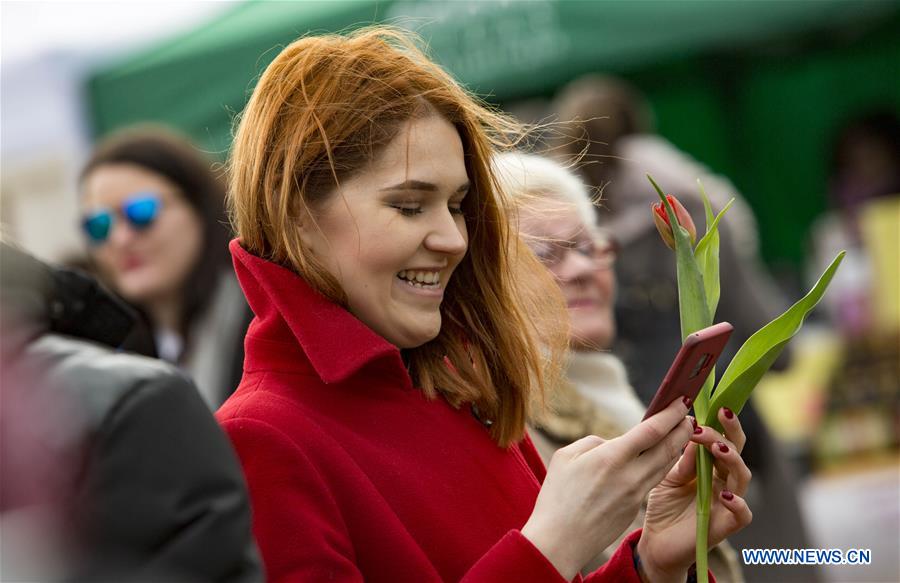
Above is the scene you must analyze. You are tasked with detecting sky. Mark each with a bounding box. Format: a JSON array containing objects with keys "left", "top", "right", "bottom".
[{"left": 1, "top": 0, "right": 235, "bottom": 67}]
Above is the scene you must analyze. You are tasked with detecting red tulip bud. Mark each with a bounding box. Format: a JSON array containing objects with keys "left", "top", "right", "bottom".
[{"left": 652, "top": 195, "right": 697, "bottom": 250}]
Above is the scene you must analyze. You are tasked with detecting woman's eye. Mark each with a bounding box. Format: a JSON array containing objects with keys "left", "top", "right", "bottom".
[
  {"left": 449, "top": 204, "right": 465, "bottom": 215},
  {"left": 574, "top": 239, "right": 596, "bottom": 256},
  {"left": 530, "top": 245, "right": 554, "bottom": 263},
  {"left": 392, "top": 205, "right": 422, "bottom": 216}
]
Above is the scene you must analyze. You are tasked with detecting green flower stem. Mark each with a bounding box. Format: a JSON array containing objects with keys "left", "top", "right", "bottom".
[
  {"left": 648, "top": 175, "right": 714, "bottom": 583},
  {"left": 696, "top": 447, "right": 714, "bottom": 583}
]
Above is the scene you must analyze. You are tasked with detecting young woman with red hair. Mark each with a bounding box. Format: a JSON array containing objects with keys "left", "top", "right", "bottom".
[{"left": 218, "top": 27, "right": 753, "bottom": 583}]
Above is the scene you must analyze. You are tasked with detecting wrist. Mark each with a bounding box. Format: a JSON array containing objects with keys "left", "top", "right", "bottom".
[
  {"left": 634, "top": 536, "right": 689, "bottom": 583},
  {"left": 521, "top": 520, "right": 580, "bottom": 581},
  {"left": 632, "top": 541, "right": 650, "bottom": 583}
]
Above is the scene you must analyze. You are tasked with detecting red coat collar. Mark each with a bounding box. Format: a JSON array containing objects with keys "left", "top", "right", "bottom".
[{"left": 230, "top": 239, "right": 408, "bottom": 386}]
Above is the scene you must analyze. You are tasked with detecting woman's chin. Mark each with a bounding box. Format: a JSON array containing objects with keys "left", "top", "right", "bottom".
[
  {"left": 116, "top": 277, "right": 173, "bottom": 307},
  {"left": 570, "top": 323, "right": 615, "bottom": 351},
  {"left": 116, "top": 281, "right": 155, "bottom": 304},
  {"left": 388, "top": 322, "right": 442, "bottom": 349}
]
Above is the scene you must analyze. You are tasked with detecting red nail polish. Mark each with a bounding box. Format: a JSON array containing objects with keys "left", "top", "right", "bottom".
[
  {"left": 723, "top": 407, "right": 734, "bottom": 420},
  {"left": 717, "top": 442, "right": 729, "bottom": 453},
  {"left": 690, "top": 417, "right": 698, "bottom": 430},
  {"left": 682, "top": 396, "right": 692, "bottom": 408},
  {"left": 693, "top": 426, "right": 703, "bottom": 435},
  {"left": 721, "top": 490, "right": 734, "bottom": 501}
]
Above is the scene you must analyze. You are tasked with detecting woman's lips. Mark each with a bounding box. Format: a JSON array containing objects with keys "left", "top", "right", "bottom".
[
  {"left": 567, "top": 298, "right": 599, "bottom": 309},
  {"left": 121, "top": 256, "right": 145, "bottom": 271},
  {"left": 394, "top": 276, "right": 444, "bottom": 300}
]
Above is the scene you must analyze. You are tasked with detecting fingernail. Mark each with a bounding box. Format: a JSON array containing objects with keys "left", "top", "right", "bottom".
[
  {"left": 717, "top": 442, "right": 729, "bottom": 453},
  {"left": 721, "top": 490, "right": 734, "bottom": 501},
  {"left": 682, "top": 396, "right": 692, "bottom": 408},
  {"left": 723, "top": 407, "right": 734, "bottom": 420},
  {"left": 693, "top": 425, "right": 703, "bottom": 435},
  {"left": 690, "top": 416, "right": 698, "bottom": 430}
]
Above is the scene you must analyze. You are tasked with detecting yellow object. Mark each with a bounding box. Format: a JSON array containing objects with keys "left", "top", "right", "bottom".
[
  {"left": 752, "top": 328, "right": 843, "bottom": 443},
  {"left": 859, "top": 195, "right": 900, "bottom": 334}
]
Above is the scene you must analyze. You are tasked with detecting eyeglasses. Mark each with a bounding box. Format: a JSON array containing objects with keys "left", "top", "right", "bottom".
[
  {"left": 530, "top": 236, "right": 618, "bottom": 269},
  {"left": 82, "top": 193, "right": 162, "bottom": 244}
]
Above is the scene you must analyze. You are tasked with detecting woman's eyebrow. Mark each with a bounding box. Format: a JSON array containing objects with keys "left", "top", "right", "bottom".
[
  {"left": 380, "top": 180, "right": 470, "bottom": 193},
  {"left": 380, "top": 180, "right": 436, "bottom": 192}
]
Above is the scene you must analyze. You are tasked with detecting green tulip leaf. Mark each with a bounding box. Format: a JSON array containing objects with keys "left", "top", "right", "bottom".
[
  {"left": 694, "top": 185, "right": 733, "bottom": 321},
  {"left": 703, "top": 251, "right": 846, "bottom": 429},
  {"left": 701, "top": 181, "right": 715, "bottom": 231}
]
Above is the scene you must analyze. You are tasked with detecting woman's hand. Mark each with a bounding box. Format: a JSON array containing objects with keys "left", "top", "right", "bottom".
[
  {"left": 521, "top": 397, "right": 694, "bottom": 580},
  {"left": 636, "top": 407, "right": 754, "bottom": 583}
]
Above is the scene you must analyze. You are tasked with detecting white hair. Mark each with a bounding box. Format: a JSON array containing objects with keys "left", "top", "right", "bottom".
[{"left": 492, "top": 151, "right": 598, "bottom": 229}]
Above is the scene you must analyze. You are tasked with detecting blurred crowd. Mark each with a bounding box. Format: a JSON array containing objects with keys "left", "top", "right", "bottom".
[{"left": 1, "top": 18, "right": 898, "bottom": 583}]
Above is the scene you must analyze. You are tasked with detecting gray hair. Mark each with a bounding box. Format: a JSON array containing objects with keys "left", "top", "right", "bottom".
[{"left": 492, "top": 151, "right": 599, "bottom": 230}]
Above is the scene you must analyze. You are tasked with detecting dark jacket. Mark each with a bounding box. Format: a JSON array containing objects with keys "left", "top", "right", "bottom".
[
  {"left": 217, "top": 239, "right": 664, "bottom": 583},
  {"left": 0, "top": 243, "right": 261, "bottom": 582}
]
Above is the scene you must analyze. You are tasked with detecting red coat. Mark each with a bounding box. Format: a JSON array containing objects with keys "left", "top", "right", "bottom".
[{"left": 217, "top": 240, "right": 645, "bottom": 582}]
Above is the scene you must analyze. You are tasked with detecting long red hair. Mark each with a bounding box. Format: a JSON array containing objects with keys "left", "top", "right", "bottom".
[{"left": 228, "top": 27, "right": 567, "bottom": 446}]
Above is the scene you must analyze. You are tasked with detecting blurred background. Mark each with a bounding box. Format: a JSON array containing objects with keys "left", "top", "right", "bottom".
[{"left": 2, "top": 1, "right": 898, "bottom": 581}]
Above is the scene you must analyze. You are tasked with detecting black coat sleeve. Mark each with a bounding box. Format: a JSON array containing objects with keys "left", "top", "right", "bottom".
[{"left": 74, "top": 368, "right": 262, "bottom": 583}]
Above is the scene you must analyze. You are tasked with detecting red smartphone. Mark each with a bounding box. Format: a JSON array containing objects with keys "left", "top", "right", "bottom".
[{"left": 642, "top": 322, "right": 734, "bottom": 421}]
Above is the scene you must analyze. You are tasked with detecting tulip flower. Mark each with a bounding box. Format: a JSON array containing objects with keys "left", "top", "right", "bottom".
[
  {"left": 645, "top": 174, "right": 843, "bottom": 583},
  {"left": 652, "top": 194, "right": 697, "bottom": 250}
]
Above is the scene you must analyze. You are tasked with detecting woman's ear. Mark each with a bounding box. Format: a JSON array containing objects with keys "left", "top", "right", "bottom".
[{"left": 295, "top": 206, "right": 322, "bottom": 254}]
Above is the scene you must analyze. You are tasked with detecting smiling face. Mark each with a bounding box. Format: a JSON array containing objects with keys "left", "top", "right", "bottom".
[
  {"left": 520, "top": 201, "right": 616, "bottom": 350},
  {"left": 81, "top": 163, "right": 204, "bottom": 307},
  {"left": 301, "top": 114, "right": 470, "bottom": 348}
]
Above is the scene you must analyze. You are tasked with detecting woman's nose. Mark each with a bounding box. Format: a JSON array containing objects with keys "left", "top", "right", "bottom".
[
  {"left": 553, "top": 248, "right": 596, "bottom": 283},
  {"left": 106, "top": 218, "right": 140, "bottom": 247},
  {"left": 424, "top": 211, "right": 468, "bottom": 256}
]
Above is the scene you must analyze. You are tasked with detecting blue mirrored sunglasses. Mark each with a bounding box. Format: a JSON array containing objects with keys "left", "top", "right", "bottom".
[{"left": 82, "top": 193, "right": 161, "bottom": 244}]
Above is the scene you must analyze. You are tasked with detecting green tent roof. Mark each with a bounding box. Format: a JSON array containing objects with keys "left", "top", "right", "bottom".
[
  {"left": 86, "top": 0, "right": 900, "bottom": 266},
  {"left": 88, "top": 0, "right": 897, "bottom": 149}
]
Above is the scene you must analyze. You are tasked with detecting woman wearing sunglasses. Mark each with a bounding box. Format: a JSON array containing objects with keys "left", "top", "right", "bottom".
[
  {"left": 79, "top": 126, "right": 251, "bottom": 408},
  {"left": 494, "top": 152, "right": 744, "bottom": 581}
]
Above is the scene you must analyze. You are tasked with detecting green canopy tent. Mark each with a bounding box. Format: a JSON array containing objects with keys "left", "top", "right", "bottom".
[{"left": 87, "top": 0, "right": 900, "bottom": 266}]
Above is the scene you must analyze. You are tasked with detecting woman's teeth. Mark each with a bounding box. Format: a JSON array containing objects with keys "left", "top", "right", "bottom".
[{"left": 397, "top": 270, "right": 441, "bottom": 288}]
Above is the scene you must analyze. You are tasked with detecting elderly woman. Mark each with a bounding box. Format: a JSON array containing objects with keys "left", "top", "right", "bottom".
[
  {"left": 494, "top": 151, "right": 744, "bottom": 581},
  {"left": 217, "top": 27, "right": 753, "bottom": 582}
]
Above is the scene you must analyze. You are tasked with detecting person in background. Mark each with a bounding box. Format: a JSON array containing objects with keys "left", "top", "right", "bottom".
[
  {"left": 492, "top": 152, "right": 644, "bottom": 430},
  {"left": 551, "top": 75, "right": 818, "bottom": 582},
  {"left": 826, "top": 109, "right": 900, "bottom": 233},
  {"left": 217, "top": 26, "right": 754, "bottom": 582},
  {"left": 550, "top": 75, "right": 788, "bottom": 394},
  {"left": 494, "top": 151, "right": 744, "bottom": 582},
  {"left": 79, "top": 126, "right": 251, "bottom": 408},
  {"left": 809, "top": 109, "right": 900, "bottom": 337},
  {"left": 0, "top": 242, "right": 260, "bottom": 582}
]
